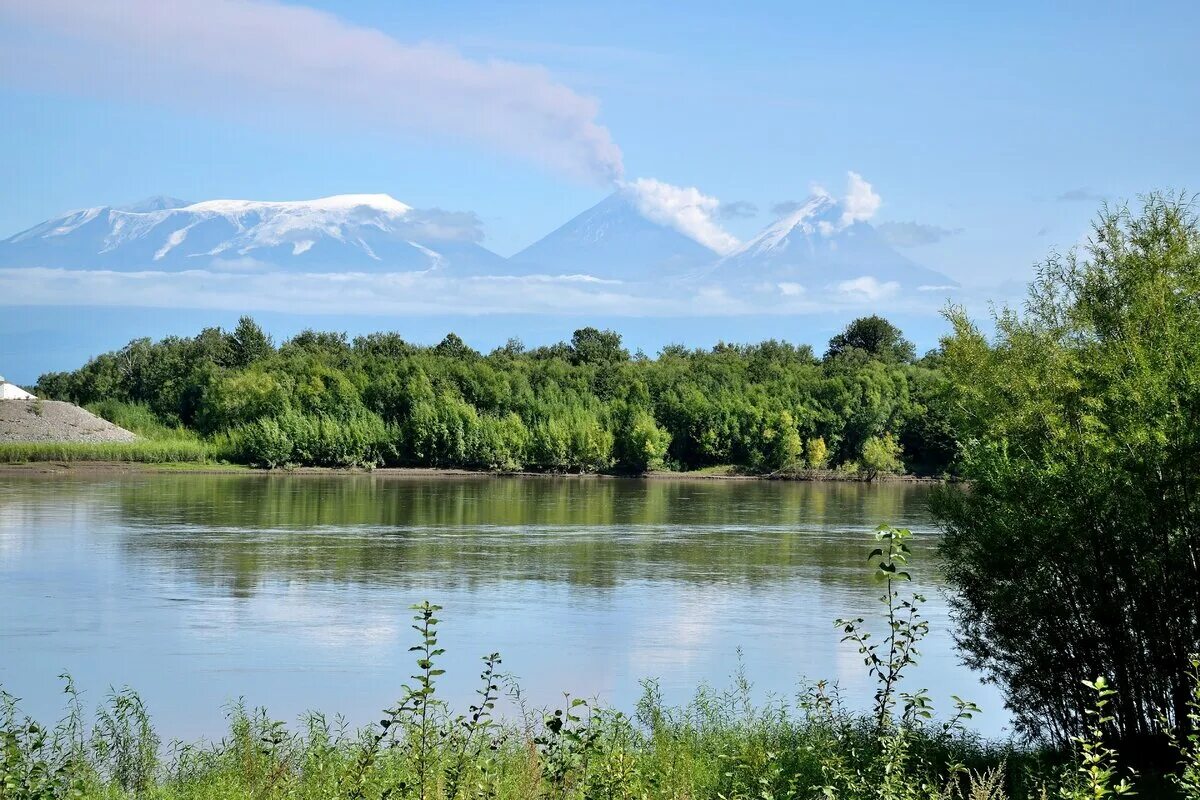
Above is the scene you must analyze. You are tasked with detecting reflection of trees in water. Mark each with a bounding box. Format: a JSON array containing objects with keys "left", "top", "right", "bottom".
[{"left": 103, "top": 476, "right": 940, "bottom": 597}]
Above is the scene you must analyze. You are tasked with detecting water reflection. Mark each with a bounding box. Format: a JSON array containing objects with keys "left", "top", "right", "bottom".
[{"left": 0, "top": 475, "right": 1005, "bottom": 740}]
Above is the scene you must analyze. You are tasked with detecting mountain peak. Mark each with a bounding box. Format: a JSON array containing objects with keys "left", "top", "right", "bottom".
[
  {"left": 0, "top": 192, "right": 503, "bottom": 274},
  {"left": 185, "top": 193, "right": 412, "bottom": 216},
  {"left": 711, "top": 193, "right": 956, "bottom": 290},
  {"left": 510, "top": 189, "right": 717, "bottom": 280},
  {"left": 732, "top": 193, "right": 848, "bottom": 256},
  {"left": 118, "top": 195, "right": 192, "bottom": 213}
]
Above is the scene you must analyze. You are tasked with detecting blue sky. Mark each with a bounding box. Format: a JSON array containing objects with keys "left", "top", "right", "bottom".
[
  {"left": 1, "top": 1, "right": 1198, "bottom": 379},
  {"left": 4, "top": 2, "right": 1197, "bottom": 272}
]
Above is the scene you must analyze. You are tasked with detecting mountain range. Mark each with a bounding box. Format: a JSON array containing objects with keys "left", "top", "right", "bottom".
[{"left": 0, "top": 190, "right": 956, "bottom": 291}]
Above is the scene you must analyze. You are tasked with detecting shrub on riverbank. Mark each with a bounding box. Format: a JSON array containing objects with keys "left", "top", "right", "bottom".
[{"left": 933, "top": 194, "right": 1200, "bottom": 746}]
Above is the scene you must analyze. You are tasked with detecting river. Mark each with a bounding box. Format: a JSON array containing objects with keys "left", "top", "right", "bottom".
[{"left": 0, "top": 473, "right": 1009, "bottom": 739}]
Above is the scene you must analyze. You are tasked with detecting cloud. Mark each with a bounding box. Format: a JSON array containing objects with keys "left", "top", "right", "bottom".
[
  {"left": 839, "top": 172, "right": 881, "bottom": 226},
  {"left": 717, "top": 200, "right": 758, "bottom": 220},
  {"left": 0, "top": 267, "right": 949, "bottom": 318},
  {"left": 0, "top": 0, "right": 623, "bottom": 183},
  {"left": 771, "top": 200, "right": 806, "bottom": 217},
  {"left": 1056, "top": 188, "right": 1106, "bottom": 203},
  {"left": 619, "top": 178, "right": 741, "bottom": 254},
  {"left": 834, "top": 276, "right": 899, "bottom": 302},
  {"left": 772, "top": 172, "right": 882, "bottom": 228},
  {"left": 877, "top": 221, "right": 963, "bottom": 247},
  {"left": 398, "top": 209, "right": 485, "bottom": 243}
]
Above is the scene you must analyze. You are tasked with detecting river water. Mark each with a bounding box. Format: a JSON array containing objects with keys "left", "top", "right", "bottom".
[{"left": 0, "top": 474, "right": 1009, "bottom": 739}]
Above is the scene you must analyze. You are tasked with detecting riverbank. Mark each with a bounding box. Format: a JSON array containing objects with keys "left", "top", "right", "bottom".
[{"left": 0, "top": 459, "right": 947, "bottom": 482}]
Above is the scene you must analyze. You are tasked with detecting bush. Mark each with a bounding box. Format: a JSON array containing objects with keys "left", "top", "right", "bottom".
[
  {"left": 861, "top": 432, "right": 903, "bottom": 478},
  {"left": 805, "top": 435, "right": 829, "bottom": 469},
  {"left": 612, "top": 408, "right": 670, "bottom": 473},
  {"left": 933, "top": 193, "right": 1200, "bottom": 744},
  {"left": 234, "top": 417, "right": 293, "bottom": 468}
]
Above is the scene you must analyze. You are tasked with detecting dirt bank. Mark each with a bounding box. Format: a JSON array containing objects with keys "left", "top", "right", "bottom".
[{"left": 0, "top": 400, "right": 137, "bottom": 443}]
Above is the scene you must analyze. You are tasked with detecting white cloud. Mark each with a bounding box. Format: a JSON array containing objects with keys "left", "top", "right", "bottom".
[
  {"left": 834, "top": 276, "right": 899, "bottom": 301},
  {"left": 840, "top": 172, "right": 881, "bottom": 226},
  {"left": 0, "top": 0, "right": 623, "bottom": 183},
  {"left": 877, "top": 221, "right": 963, "bottom": 247},
  {"left": 0, "top": 267, "right": 948, "bottom": 317},
  {"left": 619, "top": 178, "right": 740, "bottom": 255}
]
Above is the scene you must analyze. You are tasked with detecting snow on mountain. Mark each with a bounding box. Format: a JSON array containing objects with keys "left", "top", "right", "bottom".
[
  {"left": 117, "top": 195, "right": 192, "bottom": 213},
  {"left": 510, "top": 190, "right": 720, "bottom": 281},
  {"left": 0, "top": 194, "right": 507, "bottom": 274},
  {"left": 706, "top": 192, "right": 956, "bottom": 291},
  {"left": 0, "top": 186, "right": 957, "bottom": 298}
]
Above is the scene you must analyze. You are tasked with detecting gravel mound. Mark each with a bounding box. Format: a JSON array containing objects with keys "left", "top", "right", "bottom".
[{"left": 0, "top": 400, "right": 138, "bottom": 443}]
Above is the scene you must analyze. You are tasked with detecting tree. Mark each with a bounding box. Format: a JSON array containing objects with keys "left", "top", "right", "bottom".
[
  {"left": 433, "top": 332, "right": 479, "bottom": 360},
  {"left": 229, "top": 316, "right": 274, "bottom": 367},
  {"left": 613, "top": 408, "right": 670, "bottom": 473},
  {"left": 805, "top": 436, "right": 829, "bottom": 469},
  {"left": 825, "top": 315, "right": 915, "bottom": 362},
  {"left": 932, "top": 193, "right": 1200, "bottom": 746},
  {"left": 569, "top": 327, "right": 628, "bottom": 366},
  {"left": 860, "top": 432, "right": 903, "bottom": 478}
]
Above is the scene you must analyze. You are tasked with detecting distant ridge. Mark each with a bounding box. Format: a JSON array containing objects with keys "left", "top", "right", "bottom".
[
  {"left": 0, "top": 194, "right": 507, "bottom": 275},
  {"left": 0, "top": 190, "right": 955, "bottom": 290}
]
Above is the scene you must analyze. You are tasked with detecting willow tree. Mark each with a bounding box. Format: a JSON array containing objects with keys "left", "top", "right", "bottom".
[{"left": 933, "top": 193, "right": 1200, "bottom": 746}]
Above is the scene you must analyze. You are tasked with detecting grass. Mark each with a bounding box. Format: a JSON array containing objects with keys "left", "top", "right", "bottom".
[
  {"left": 0, "top": 439, "right": 211, "bottom": 464},
  {"left": 0, "top": 673, "right": 1028, "bottom": 800}
]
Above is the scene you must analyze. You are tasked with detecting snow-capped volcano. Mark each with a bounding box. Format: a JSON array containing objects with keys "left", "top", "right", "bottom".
[
  {"left": 0, "top": 194, "right": 507, "bottom": 274},
  {"left": 510, "top": 190, "right": 719, "bottom": 281},
  {"left": 708, "top": 193, "right": 956, "bottom": 289}
]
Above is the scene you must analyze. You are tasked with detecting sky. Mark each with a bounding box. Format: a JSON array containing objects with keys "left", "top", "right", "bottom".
[{"left": 1, "top": 0, "right": 1198, "bottom": 379}]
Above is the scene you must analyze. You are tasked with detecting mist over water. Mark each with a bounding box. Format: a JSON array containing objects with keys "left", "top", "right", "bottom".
[{"left": 0, "top": 475, "right": 1009, "bottom": 740}]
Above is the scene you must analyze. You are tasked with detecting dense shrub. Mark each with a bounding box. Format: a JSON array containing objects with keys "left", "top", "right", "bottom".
[{"left": 933, "top": 193, "right": 1200, "bottom": 745}]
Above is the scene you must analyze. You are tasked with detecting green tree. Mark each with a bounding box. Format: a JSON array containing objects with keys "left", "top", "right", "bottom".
[
  {"left": 932, "top": 193, "right": 1200, "bottom": 745},
  {"left": 805, "top": 436, "right": 829, "bottom": 469},
  {"left": 826, "top": 315, "right": 916, "bottom": 362},
  {"left": 569, "top": 327, "right": 628, "bottom": 366},
  {"left": 228, "top": 316, "right": 273, "bottom": 367},
  {"left": 861, "top": 432, "right": 903, "bottom": 478},
  {"left": 613, "top": 408, "right": 670, "bottom": 473}
]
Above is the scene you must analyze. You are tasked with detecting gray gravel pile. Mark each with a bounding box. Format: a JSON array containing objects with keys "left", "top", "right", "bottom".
[{"left": 0, "top": 400, "right": 138, "bottom": 443}]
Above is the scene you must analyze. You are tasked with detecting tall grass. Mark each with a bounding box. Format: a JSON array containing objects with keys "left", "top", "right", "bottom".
[
  {"left": 0, "top": 440, "right": 211, "bottom": 464},
  {"left": 85, "top": 400, "right": 203, "bottom": 442},
  {"left": 0, "top": 401, "right": 212, "bottom": 464}
]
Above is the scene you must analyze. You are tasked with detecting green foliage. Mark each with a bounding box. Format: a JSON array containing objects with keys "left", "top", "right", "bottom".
[
  {"left": 228, "top": 316, "right": 274, "bottom": 367},
  {"left": 806, "top": 436, "right": 830, "bottom": 469},
  {"left": 1164, "top": 656, "right": 1200, "bottom": 799},
  {"left": 827, "top": 315, "right": 917, "bottom": 363},
  {"left": 230, "top": 417, "right": 294, "bottom": 468},
  {"left": 569, "top": 326, "right": 628, "bottom": 366},
  {"left": 932, "top": 193, "right": 1200, "bottom": 744},
  {"left": 86, "top": 400, "right": 198, "bottom": 441},
  {"left": 862, "top": 432, "right": 905, "bottom": 478},
  {"left": 1056, "top": 678, "right": 1136, "bottom": 799},
  {"left": 612, "top": 408, "right": 670, "bottom": 472},
  {"left": 0, "top": 441, "right": 210, "bottom": 464},
  {"left": 34, "top": 319, "right": 950, "bottom": 475}
]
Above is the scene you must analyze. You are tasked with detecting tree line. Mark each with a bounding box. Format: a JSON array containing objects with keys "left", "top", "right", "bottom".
[{"left": 36, "top": 315, "right": 951, "bottom": 475}]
